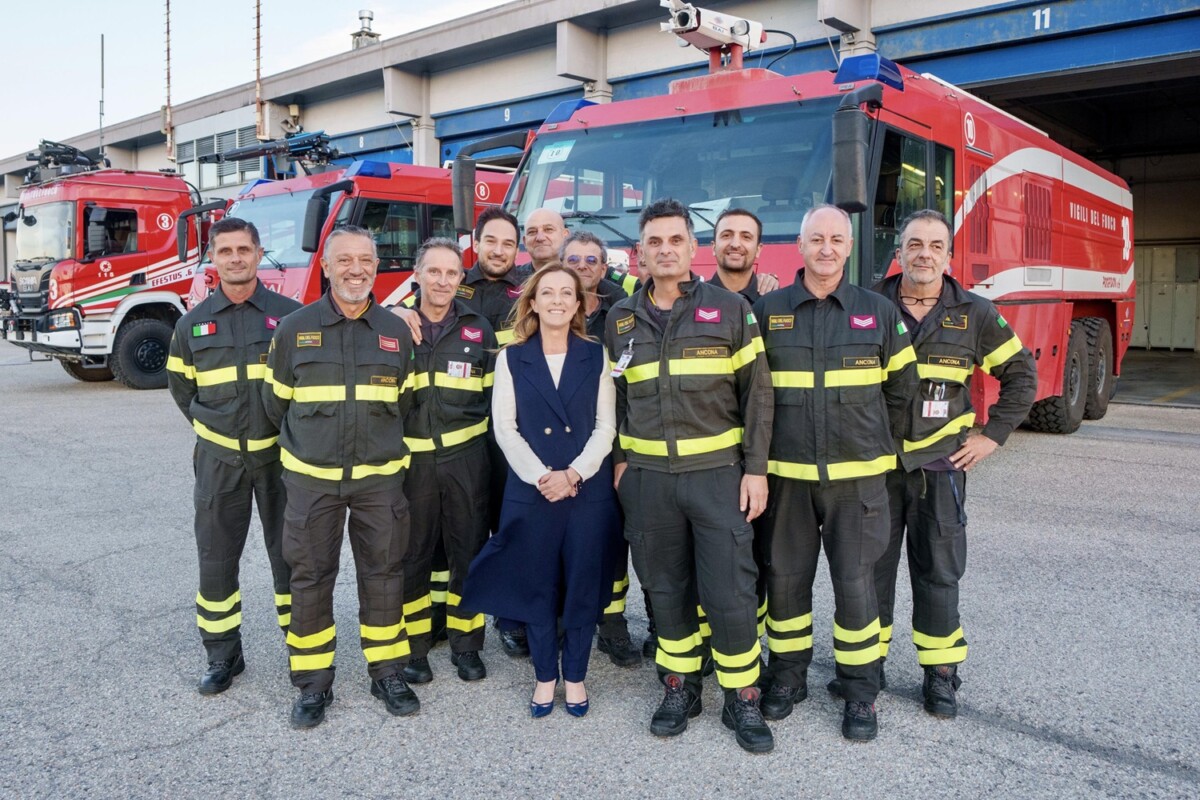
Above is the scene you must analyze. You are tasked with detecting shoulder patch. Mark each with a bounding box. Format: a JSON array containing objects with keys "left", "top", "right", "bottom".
[
  {"left": 695, "top": 307, "right": 722, "bottom": 324},
  {"left": 746, "top": 311, "right": 757, "bottom": 325},
  {"left": 297, "top": 332, "right": 322, "bottom": 348},
  {"left": 192, "top": 321, "right": 217, "bottom": 337},
  {"left": 456, "top": 285, "right": 476, "bottom": 299},
  {"left": 461, "top": 326, "right": 483, "bottom": 343},
  {"left": 996, "top": 314, "right": 1008, "bottom": 329},
  {"left": 896, "top": 321, "right": 908, "bottom": 336},
  {"left": 768, "top": 315, "right": 794, "bottom": 331},
  {"left": 379, "top": 335, "right": 400, "bottom": 352},
  {"left": 615, "top": 314, "right": 635, "bottom": 335},
  {"left": 849, "top": 315, "right": 876, "bottom": 330},
  {"left": 942, "top": 313, "right": 968, "bottom": 330},
  {"left": 265, "top": 316, "right": 279, "bottom": 330}
]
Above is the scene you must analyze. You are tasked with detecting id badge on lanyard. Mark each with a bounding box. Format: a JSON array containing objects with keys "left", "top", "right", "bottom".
[
  {"left": 610, "top": 339, "right": 635, "bottom": 378},
  {"left": 922, "top": 382, "right": 950, "bottom": 419}
]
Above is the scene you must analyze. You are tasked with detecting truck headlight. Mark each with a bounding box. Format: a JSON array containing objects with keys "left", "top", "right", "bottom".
[{"left": 48, "top": 311, "right": 77, "bottom": 330}]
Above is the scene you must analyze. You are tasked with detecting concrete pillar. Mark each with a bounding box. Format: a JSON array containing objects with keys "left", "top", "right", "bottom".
[
  {"left": 556, "top": 21, "right": 611, "bottom": 104},
  {"left": 817, "top": 0, "right": 877, "bottom": 56},
  {"left": 383, "top": 67, "right": 437, "bottom": 166}
]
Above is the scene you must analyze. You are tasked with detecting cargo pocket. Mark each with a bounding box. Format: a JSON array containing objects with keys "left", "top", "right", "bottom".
[{"left": 858, "top": 482, "right": 889, "bottom": 565}]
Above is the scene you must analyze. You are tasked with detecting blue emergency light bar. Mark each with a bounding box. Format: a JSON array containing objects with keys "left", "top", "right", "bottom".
[
  {"left": 344, "top": 161, "right": 392, "bottom": 179},
  {"left": 834, "top": 54, "right": 904, "bottom": 91},
  {"left": 544, "top": 98, "right": 597, "bottom": 125}
]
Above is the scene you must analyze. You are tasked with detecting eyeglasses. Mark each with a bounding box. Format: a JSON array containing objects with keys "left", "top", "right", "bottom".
[
  {"left": 899, "top": 295, "right": 939, "bottom": 307},
  {"left": 565, "top": 255, "right": 602, "bottom": 267}
]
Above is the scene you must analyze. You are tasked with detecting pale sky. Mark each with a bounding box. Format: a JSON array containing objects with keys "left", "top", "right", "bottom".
[{"left": 0, "top": 0, "right": 509, "bottom": 159}]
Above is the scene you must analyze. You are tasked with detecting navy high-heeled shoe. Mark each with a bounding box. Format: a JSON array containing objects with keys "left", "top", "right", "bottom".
[
  {"left": 565, "top": 685, "right": 589, "bottom": 718},
  {"left": 530, "top": 683, "right": 555, "bottom": 718}
]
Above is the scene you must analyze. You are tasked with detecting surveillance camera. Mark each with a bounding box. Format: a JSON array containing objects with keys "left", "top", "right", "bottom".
[{"left": 660, "top": 0, "right": 764, "bottom": 53}]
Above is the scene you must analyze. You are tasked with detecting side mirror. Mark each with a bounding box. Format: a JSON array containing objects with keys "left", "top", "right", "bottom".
[
  {"left": 830, "top": 84, "right": 882, "bottom": 215},
  {"left": 302, "top": 180, "right": 353, "bottom": 253},
  {"left": 451, "top": 156, "right": 477, "bottom": 238},
  {"left": 177, "top": 200, "right": 227, "bottom": 263}
]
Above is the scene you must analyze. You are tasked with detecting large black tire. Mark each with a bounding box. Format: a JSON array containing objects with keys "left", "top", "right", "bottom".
[
  {"left": 110, "top": 317, "right": 173, "bottom": 390},
  {"left": 1026, "top": 320, "right": 1089, "bottom": 434},
  {"left": 60, "top": 358, "right": 114, "bottom": 383},
  {"left": 1081, "top": 317, "right": 1114, "bottom": 420}
]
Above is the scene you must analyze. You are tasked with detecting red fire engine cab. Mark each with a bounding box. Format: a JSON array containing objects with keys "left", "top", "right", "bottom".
[
  {"left": 482, "top": 2, "right": 1133, "bottom": 434},
  {"left": 1, "top": 141, "right": 205, "bottom": 389}
]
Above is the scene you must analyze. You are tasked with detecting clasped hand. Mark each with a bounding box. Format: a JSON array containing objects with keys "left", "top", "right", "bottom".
[{"left": 538, "top": 467, "right": 580, "bottom": 502}]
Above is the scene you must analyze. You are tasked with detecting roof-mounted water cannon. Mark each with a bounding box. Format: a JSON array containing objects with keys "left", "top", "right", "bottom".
[
  {"left": 661, "top": 0, "right": 765, "bottom": 72},
  {"left": 23, "top": 140, "right": 109, "bottom": 184},
  {"left": 198, "top": 131, "right": 340, "bottom": 177}
]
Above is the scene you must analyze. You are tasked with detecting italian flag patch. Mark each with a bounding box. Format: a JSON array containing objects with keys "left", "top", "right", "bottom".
[
  {"left": 997, "top": 315, "right": 1009, "bottom": 328},
  {"left": 192, "top": 321, "right": 217, "bottom": 337},
  {"left": 746, "top": 312, "right": 757, "bottom": 325},
  {"left": 896, "top": 321, "right": 908, "bottom": 335}
]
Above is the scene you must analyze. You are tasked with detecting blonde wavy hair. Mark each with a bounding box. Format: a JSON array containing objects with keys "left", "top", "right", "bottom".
[{"left": 507, "top": 262, "right": 591, "bottom": 346}]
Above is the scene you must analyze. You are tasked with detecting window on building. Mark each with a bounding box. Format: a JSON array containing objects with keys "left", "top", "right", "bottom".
[{"left": 175, "top": 125, "right": 261, "bottom": 189}]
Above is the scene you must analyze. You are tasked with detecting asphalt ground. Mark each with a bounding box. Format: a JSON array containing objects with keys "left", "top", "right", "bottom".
[
  {"left": 1, "top": 343, "right": 1197, "bottom": 799},
  {"left": 1114, "top": 349, "right": 1200, "bottom": 408}
]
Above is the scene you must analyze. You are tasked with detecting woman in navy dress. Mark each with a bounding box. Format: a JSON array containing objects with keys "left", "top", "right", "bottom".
[{"left": 463, "top": 264, "right": 619, "bottom": 717}]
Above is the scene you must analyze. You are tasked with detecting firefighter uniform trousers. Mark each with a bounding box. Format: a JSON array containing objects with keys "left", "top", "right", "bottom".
[
  {"left": 876, "top": 468, "right": 968, "bottom": 667},
  {"left": 764, "top": 474, "right": 890, "bottom": 701},
  {"left": 620, "top": 465, "right": 760, "bottom": 695},
  {"left": 282, "top": 482, "right": 410, "bottom": 692},
  {"left": 401, "top": 444, "right": 491, "bottom": 658},
  {"left": 193, "top": 448, "right": 291, "bottom": 661}
]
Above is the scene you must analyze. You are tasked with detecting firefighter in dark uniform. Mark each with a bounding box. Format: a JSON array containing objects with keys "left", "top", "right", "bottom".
[
  {"left": 397, "top": 238, "right": 496, "bottom": 686},
  {"left": 606, "top": 198, "right": 775, "bottom": 753},
  {"left": 752, "top": 205, "right": 917, "bottom": 742},
  {"left": 263, "top": 226, "right": 418, "bottom": 729},
  {"left": 865, "top": 209, "right": 1035, "bottom": 717},
  {"left": 167, "top": 217, "right": 301, "bottom": 695},
  {"left": 563, "top": 231, "right": 642, "bottom": 668}
]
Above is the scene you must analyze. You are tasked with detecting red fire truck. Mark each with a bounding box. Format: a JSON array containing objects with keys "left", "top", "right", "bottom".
[
  {"left": 1, "top": 142, "right": 206, "bottom": 389},
  {"left": 181, "top": 145, "right": 511, "bottom": 310},
  {"left": 469, "top": 2, "right": 1133, "bottom": 434}
]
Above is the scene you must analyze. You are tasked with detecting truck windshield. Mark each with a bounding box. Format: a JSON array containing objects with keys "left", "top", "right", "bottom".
[
  {"left": 15, "top": 201, "right": 75, "bottom": 262},
  {"left": 508, "top": 99, "right": 838, "bottom": 247},
  {"left": 222, "top": 189, "right": 317, "bottom": 268}
]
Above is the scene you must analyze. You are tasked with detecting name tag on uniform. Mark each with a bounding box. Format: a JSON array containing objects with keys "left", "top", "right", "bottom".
[
  {"left": 447, "top": 361, "right": 471, "bottom": 379},
  {"left": 922, "top": 400, "right": 950, "bottom": 419},
  {"left": 456, "top": 285, "right": 475, "bottom": 299}
]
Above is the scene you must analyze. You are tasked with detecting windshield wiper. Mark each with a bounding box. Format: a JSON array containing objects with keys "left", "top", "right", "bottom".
[
  {"left": 15, "top": 256, "right": 58, "bottom": 266},
  {"left": 261, "top": 250, "right": 286, "bottom": 269},
  {"left": 561, "top": 210, "right": 637, "bottom": 250}
]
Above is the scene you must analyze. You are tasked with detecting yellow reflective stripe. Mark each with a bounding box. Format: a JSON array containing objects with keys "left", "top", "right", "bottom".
[
  {"left": 166, "top": 355, "right": 194, "bottom": 378},
  {"left": 880, "top": 624, "right": 893, "bottom": 643},
  {"left": 364, "top": 640, "right": 410, "bottom": 663},
  {"left": 885, "top": 345, "right": 917, "bottom": 375},
  {"left": 766, "top": 613, "right": 813, "bottom": 633},
  {"left": 669, "top": 357, "right": 732, "bottom": 376},
  {"left": 430, "top": 570, "right": 450, "bottom": 583},
  {"left": 732, "top": 337, "right": 764, "bottom": 369},
  {"left": 981, "top": 335, "right": 1024, "bottom": 374},
  {"left": 350, "top": 456, "right": 410, "bottom": 479},
  {"left": 293, "top": 385, "right": 346, "bottom": 402},
  {"left": 912, "top": 626, "right": 965, "bottom": 650},
  {"left": 716, "top": 659, "right": 761, "bottom": 689},
  {"left": 676, "top": 427, "right": 742, "bottom": 456},
  {"left": 768, "top": 635, "right": 813, "bottom": 653},
  {"left": 620, "top": 434, "right": 668, "bottom": 457},
  {"left": 603, "top": 598, "right": 626, "bottom": 615},
  {"left": 904, "top": 413, "right": 976, "bottom": 452},
  {"left": 356, "top": 385, "right": 399, "bottom": 402},
  {"left": 918, "top": 645, "right": 967, "bottom": 665},
  {"left": 657, "top": 651, "right": 704, "bottom": 673},
  {"left": 772, "top": 371, "right": 814, "bottom": 388},
  {"left": 245, "top": 364, "right": 267, "bottom": 381},
  {"left": 413, "top": 372, "right": 432, "bottom": 391},
  {"left": 442, "top": 419, "right": 489, "bottom": 447},
  {"left": 408, "top": 619, "right": 432, "bottom": 635},
  {"left": 447, "top": 614, "right": 484, "bottom": 631},
  {"left": 275, "top": 593, "right": 291, "bottom": 607},
  {"left": 446, "top": 592, "right": 463, "bottom": 606},
  {"left": 768, "top": 460, "right": 818, "bottom": 480},
  {"left": 917, "top": 363, "right": 971, "bottom": 383},
  {"left": 711, "top": 641, "right": 761, "bottom": 669},
  {"left": 434, "top": 373, "right": 485, "bottom": 392},
  {"left": 430, "top": 589, "right": 448, "bottom": 603},
  {"left": 495, "top": 328, "right": 515, "bottom": 345},
  {"left": 623, "top": 362, "right": 660, "bottom": 384},
  {"left": 280, "top": 449, "right": 343, "bottom": 481},
  {"left": 196, "top": 612, "right": 242, "bottom": 633},
  {"left": 834, "top": 618, "right": 882, "bottom": 644},
  {"left": 360, "top": 622, "right": 404, "bottom": 641},
  {"left": 196, "top": 590, "right": 241, "bottom": 613},
  {"left": 400, "top": 371, "right": 416, "bottom": 394},
  {"left": 483, "top": 371, "right": 495, "bottom": 388},
  {"left": 828, "top": 454, "right": 895, "bottom": 480},
  {"left": 266, "top": 368, "right": 293, "bottom": 399},
  {"left": 195, "top": 366, "right": 237, "bottom": 387},
  {"left": 287, "top": 625, "right": 336, "bottom": 649},
  {"left": 193, "top": 420, "right": 278, "bottom": 452},
  {"left": 404, "top": 595, "right": 431, "bottom": 616},
  {"left": 621, "top": 273, "right": 638, "bottom": 295},
  {"left": 613, "top": 576, "right": 630, "bottom": 592},
  {"left": 290, "top": 652, "right": 335, "bottom": 671},
  {"left": 698, "top": 621, "right": 712, "bottom": 638},
  {"left": 825, "top": 367, "right": 883, "bottom": 387},
  {"left": 834, "top": 644, "right": 881, "bottom": 666},
  {"left": 278, "top": 613, "right": 291, "bottom": 627},
  {"left": 404, "top": 436, "right": 436, "bottom": 452},
  {"left": 657, "top": 631, "right": 702, "bottom": 654}
]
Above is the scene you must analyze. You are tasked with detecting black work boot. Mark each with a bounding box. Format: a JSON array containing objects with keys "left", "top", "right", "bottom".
[
  {"left": 597, "top": 635, "right": 642, "bottom": 668},
  {"left": 922, "top": 665, "right": 962, "bottom": 718},
  {"left": 198, "top": 651, "right": 245, "bottom": 695},
  {"left": 290, "top": 689, "right": 333, "bottom": 729},
  {"left": 402, "top": 655, "right": 433, "bottom": 684},
  {"left": 721, "top": 687, "right": 775, "bottom": 753},
  {"left": 451, "top": 650, "right": 487, "bottom": 681},
  {"left": 642, "top": 624, "right": 657, "bottom": 659},
  {"left": 371, "top": 674, "right": 420, "bottom": 717},
  {"left": 650, "top": 673, "right": 702, "bottom": 737},
  {"left": 495, "top": 622, "right": 530, "bottom": 658},
  {"left": 759, "top": 677, "right": 808, "bottom": 721},
  {"left": 827, "top": 663, "right": 887, "bottom": 698},
  {"left": 842, "top": 700, "right": 878, "bottom": 741}
]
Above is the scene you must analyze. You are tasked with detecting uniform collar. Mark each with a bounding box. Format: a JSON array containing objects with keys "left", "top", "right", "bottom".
[
  {"left": 319, "top": 291, "right": 378, "bottom": 326},
  {"left": 709, "top": 270, "right": 759, "bottom": 303},
  {"left": 877, "top": 272, "right": 971, "bottom": 309},
  {"left": 787, "top": 269, "right": 853, "bottom": 309},
  {"left": 464, "top": 263, "right": 527, "bottom": 287},
  {"left": 209, "top": 278, "right": 272, "bottom": 313}
]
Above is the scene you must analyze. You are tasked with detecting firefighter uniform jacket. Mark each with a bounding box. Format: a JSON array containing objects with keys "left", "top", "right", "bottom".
[
  {"left": 585, "top": 278, "right": 626, "bottom": 340},
  {"left": 709, "top": 271, "right": 762, "bottom": 305},
  {"left": 263, "top": 293, "right": 416, "bottom": 495},
  {"left": 752, "top": 272, "right": 917, "bottom": 484},
  {"left": 403, "top": 300, "right": 497, "bottom": 463},
  {"left": 456, "top": 263, "right": 534, "bottom": 345},
  {"left": 605, "top": 265, "right": 640, "bottom": 298},
  {"left": 168, "top": 280, "right": 302, "bottom": 466},
  {"left": 873, "top": 273, "right": 1036, "bottom": 471},
  {"left": 605, "top": 274, "right": 773, "bottom": 475}
]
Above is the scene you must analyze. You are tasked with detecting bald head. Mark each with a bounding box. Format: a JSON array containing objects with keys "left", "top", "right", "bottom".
[{"left": 524, "top": 208, "right": 567, "bottom": 269}]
